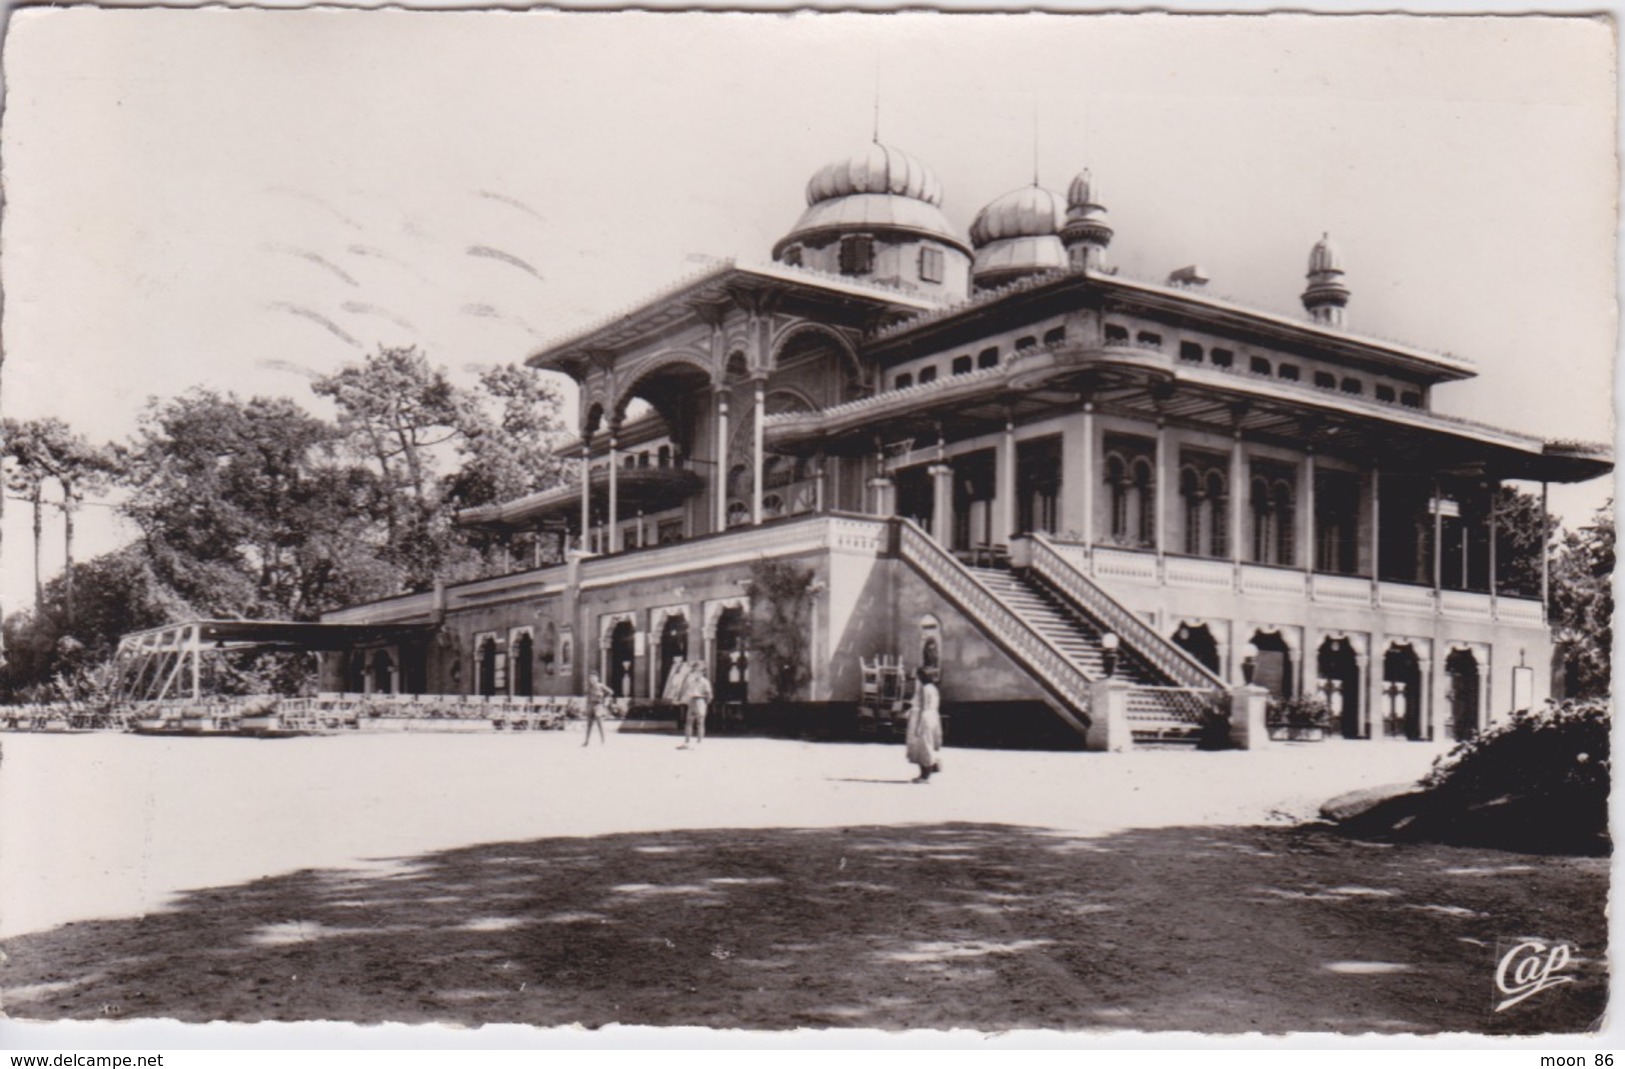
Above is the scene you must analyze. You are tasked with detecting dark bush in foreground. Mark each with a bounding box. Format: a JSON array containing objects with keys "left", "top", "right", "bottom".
[{"left": 1410, "top": 699, "right": 1611, "bottom": 854}]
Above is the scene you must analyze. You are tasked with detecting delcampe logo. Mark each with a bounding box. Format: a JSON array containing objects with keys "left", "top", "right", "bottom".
[{"left": 1494, "top": 938, "right": 1578, "bottom": 1012}]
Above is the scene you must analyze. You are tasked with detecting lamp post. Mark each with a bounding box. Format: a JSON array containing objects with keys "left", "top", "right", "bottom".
[{"left": 1100, "top": 632, "right": 1120, "bottom": 678}]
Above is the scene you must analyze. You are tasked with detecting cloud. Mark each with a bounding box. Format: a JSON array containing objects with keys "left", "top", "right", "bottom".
[
  {"left": 266, "top": 302, "right": 362, "bottom": 348},
  {"left": 466, "top": 245, "right": 544, "bottom": 281}
]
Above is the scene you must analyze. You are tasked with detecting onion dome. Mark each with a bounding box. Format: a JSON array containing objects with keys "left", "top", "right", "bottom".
[
  {"left": 968, "top": 184, "right": 1067, "bottom": 287},
  {"left": 805, "top": 141, "right": 944, "bottom": 206},
  {"left": 1060, "top": 167, "right": 1113, "bottom": 270},
  {"left": 773, "top": 141, "right": 969, "bottom": 260},
  {"left": 1302, "top": 233, "right": 1351, "bottom": 326}
]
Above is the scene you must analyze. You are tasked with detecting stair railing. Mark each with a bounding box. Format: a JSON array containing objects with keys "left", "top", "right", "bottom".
[
  {"left": 1028, "top": 532, "right": 1229, "bottom": 692},
  {"left": 894, "top": 520, "right": 1095, "bottom": 731}
]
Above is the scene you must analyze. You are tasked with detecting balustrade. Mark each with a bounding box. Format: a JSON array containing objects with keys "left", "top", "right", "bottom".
[
  {"left": 1029, "top": 534, "right": 1227, "bottom": 691},
  {"left": 896, "top": 522, "right": 1094, "bottom": 721}
]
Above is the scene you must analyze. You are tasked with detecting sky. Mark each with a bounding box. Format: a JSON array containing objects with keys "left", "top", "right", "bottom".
[{"left": 1, "top": 10, "right": 1617, "bottom": 617}]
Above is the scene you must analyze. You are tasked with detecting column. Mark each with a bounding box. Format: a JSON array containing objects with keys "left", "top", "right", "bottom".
[
  {"left": 752, "top": 377, "right": 766, "bottom": 526},
  {"left": 1540, "top": 480, "right": 1550, "bottom": 621},
  {"left": 190, "top": 624, "right": 202, "bottom": 702},
  {"left": 1420, "top": 649, "right": 1438, "bottom": 742},
  {"left": 995, "top": 416, "right": 1017, "bottom": 545},
  {"left": 607, "top": 428, "right": 620, "bottom": 554},
  {"left": 1431, "top": 477, "right": 1444, "bottom": 595},
  {"left": 1154, "top": 420, "right": 1168, "bottom": 559},
  {"left": 1488, "top": 480, "right": 1499, "bottom": 602},
  {"left": 579, "top": 444, "right": 591, "bottom": 552},
  {"left": 1080, "top": 402, "right": 1096, "bottom": 548},
  {"left": 1353, "top": 651, "right": 1371, "bottom": 738},
  {"left": 1229, "top": 432, "right": 1245, "bottom": 572},
  {"left": 714, "top": 388, "right": 730, "bottom": 532},
  {"left": 1369, "top": 638, "right": 1389, "bottom": 739},
  {"left": 814, "top": 450, "right": 827, "bottom": 513},
  {"left": 930, "top": 462, "right": 955, "bottom": 545},
  {"left": 1369, "top": 463, "right": 1382, "bottom": 602},
  {"left": 1301, "top": 450, "right": 1316, "bottom": 574}
]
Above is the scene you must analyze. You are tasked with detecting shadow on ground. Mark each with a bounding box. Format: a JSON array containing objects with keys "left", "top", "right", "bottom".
[{"left": 2, "top": 822, "right": 1606, "bottom": 1034}]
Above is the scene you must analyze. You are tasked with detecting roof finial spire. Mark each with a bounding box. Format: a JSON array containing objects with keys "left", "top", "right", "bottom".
[
  {"left": 872, "top": 63, "right": 882, "bottom": 143},
  {"left": 1031, "top": 100, "right": 1041, "bottom": 187}
]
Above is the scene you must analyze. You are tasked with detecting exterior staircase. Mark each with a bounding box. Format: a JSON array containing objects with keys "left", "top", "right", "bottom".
[
  {"left": 970, "top": 566, "right": 1219, "bottom": 743},
  {"left": 968, "top": 567, "right": 1161, "bottom": 685},
  {"left": 892, "top": 519, "right": 1229, "bottom": 746}
]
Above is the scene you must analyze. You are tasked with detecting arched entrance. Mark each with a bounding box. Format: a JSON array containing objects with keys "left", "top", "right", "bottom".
[
  {"left": 1382, "top": 644, "right": 1424, "bottom": 740},
  {"left": 1247, "top": 630, "right": 1294, "bottom": 699},
  {"left": 659, "top": 613, "right": 689, "bottom": 700},
  {"left": 1317, "top": 637, "right": 1362, "bottom": 739},
  {"left": 478, "top": 637, "right": 499, "bottom": 698},
  {"left": 1172, "top": 623, "right": 1222, "bottom": 676},
  {"left": 608, "top": 620, "right": 637, "bottom": 698},
  {"left": 513, "top": 632, "right": 534, "bottom": 697},
  {"left": 1445, "top": 648, "right": 1481, "bottom": 741},
  {"left": 714, "top": 606, "right": 749, "bottom": 705},
  {"left": 345, "top": 649, "right": 366, "bottom": 693},
  {"left": 369, "top": 649, "right": 395, "bottom": 695}
]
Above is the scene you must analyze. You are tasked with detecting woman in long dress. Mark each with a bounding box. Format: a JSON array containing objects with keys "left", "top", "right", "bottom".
[{"left": 905, "top": 666, "right": 942, "bottom": 783}]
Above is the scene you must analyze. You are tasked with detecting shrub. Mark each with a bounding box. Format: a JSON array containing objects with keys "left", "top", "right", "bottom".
[
  {"left": 1266, "top": 695, "right": 1332, "bottom": 730},
  {"left": 1417, "top": 698, "right": 1610, "bottom": 853}
]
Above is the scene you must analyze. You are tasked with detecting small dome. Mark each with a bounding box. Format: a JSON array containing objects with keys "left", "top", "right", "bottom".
[
  {"left": 1308, "top": 233, "right": 1344, "bottom": 275},
  {"left": 806, "top": 141, "right": 944, "bottom": 207},
  {"left": 1065, "top": 169, "right": 1102, "bottom": 217},
  {"left": 970, "top": 185, "right": 1064, "bottom": 247}
]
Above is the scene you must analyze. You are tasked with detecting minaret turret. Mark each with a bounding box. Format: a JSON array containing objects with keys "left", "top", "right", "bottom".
[
  {"left": 1060, "top": 168, "right": 1113, "bottom": 271},
  {"left": 1302, "top": 233, "right": 1350, "bottom": 328}
]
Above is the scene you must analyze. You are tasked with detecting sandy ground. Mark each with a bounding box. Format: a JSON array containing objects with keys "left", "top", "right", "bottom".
[{"left": 0, "top": 729, "right": 1608, "bottom": 1034}]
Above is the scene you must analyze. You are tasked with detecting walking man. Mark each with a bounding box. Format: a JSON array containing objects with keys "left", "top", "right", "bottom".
[
  {"left": 679, "top": 663, "right": 713, "bottom": 749},
  {"left": 584, "top": 671, "right": 613, "bottom": 747}
]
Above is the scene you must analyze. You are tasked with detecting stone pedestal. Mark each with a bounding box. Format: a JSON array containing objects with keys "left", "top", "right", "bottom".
[
  {"left": 1086, "top": 679, "right": 1132, "bottom": 752},
  {"left": 1230, "top": 684, "right": 1270, "bottom": 750}
]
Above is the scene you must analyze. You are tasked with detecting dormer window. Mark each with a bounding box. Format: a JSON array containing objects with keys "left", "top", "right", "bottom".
[
  {"left": 781, "top": 244, "right": 804, "bottom": 268},
  {"left": 918, "top": 246, "right": 944, "bottom": 283},
  {"left": 839, "top": 235, "right": 875, "bottom": 275}
]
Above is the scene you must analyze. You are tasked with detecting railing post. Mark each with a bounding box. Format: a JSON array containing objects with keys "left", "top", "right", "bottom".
[
  {"left": 1229, "top": 684, "right": 1270, "bottom": 750},
  {"left": 1086, "top": 679, "right": 1132, "bottom": 752}
]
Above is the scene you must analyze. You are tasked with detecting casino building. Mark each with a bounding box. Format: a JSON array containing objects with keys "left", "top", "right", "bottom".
[{"left": 320, "top": 139, "right": 1611, "bottom": 748}]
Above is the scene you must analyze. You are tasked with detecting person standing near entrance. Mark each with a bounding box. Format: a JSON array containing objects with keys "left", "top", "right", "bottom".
[
  {"left": 584, "top": 671, "right": 613, "bottom": 747},
  {"left": 905, "top": 666, "right": 942, "bottom": 783},
  {"left": 679, "top": 663, "right": 713, "bottom": 749}
]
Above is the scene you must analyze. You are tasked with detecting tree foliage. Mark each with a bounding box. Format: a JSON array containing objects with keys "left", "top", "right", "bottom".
[
  {"left": 120, "top": 389, "right": 394, "bottom": 620},
  {"left": 1491, "top": 485, "right": 1550, "bottom": 600},
  {"left": 746, "top": 557, "right": 820, "bottom": 704},
  {"left": 1550, "top": 502, "right": 1613, "bottom": 700},
  {"left": 314, "top": 346, "right": 570, "bottom": 589}
]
